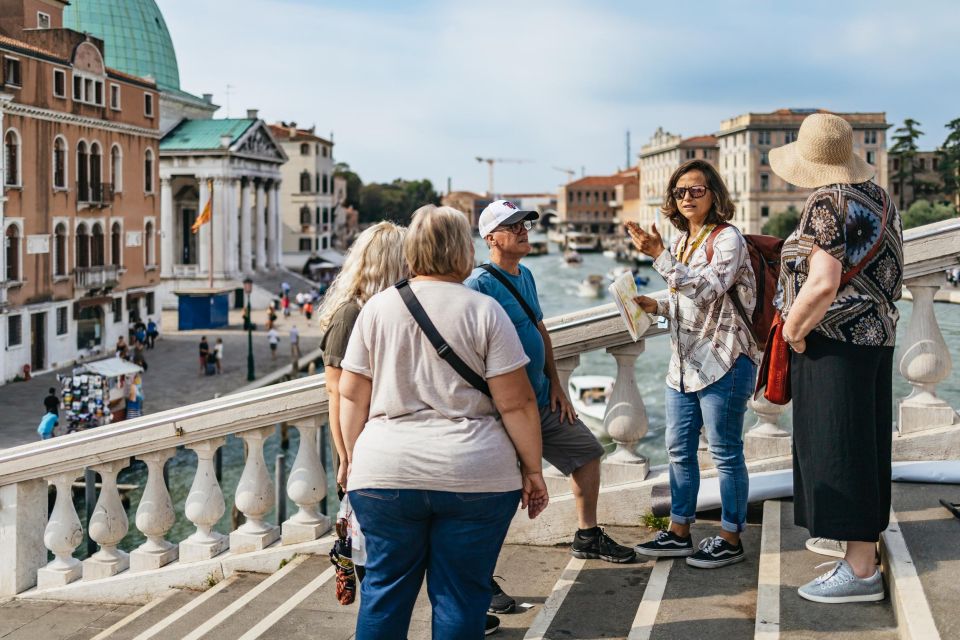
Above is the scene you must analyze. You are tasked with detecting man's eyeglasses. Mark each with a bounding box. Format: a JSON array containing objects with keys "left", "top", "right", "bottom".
[
  {"left": 495, "top": 220, "right": 533, "bottom": 234},
  {"left": 671, "top": 185, "right": 709, "bottom": 201}
]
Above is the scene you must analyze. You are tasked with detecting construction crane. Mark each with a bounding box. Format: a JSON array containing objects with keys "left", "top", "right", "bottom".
[
  {"left": 552, "top": 166, "right": 576, "bottom": 183},
  {"left": 475, "top": 157, "right": 532, "bottom": 198}
]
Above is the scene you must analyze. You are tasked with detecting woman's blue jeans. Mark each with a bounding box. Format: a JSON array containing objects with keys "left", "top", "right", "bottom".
[
  {"left": 349, "top": 487, "right": 521, "bottom": 640},
  {"left": 665, "top": 354, "right": 754, "bottom": 533}
]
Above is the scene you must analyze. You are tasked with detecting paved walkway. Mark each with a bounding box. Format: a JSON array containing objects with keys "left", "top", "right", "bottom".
[{"left": 0, "top": 308, "right": 322, "bottom": 450}]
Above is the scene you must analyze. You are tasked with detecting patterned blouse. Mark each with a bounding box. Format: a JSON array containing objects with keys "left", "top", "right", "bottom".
[
  {"left": 776, "top": 181, "right": 903, "bottom": 347},
  {"left": 653, "top": 226, "right": 759, "bottom": 393}
]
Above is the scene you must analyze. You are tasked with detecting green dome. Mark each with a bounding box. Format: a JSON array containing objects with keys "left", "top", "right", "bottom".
[{"left": 63, "top": 0, "right": 180, "bottom": 91}]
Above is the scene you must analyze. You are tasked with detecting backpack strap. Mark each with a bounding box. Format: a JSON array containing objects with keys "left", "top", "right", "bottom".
[
  {"left": 478, "top": 263, "right": 539, "bottom": 326},
  {"left": 395, "top": 279, "right": 491, "bottom": 397},
  {"left": 704, "top": 222, "right": 732, "bottom": 264},
  {"left": 703, "top": 223, "right": 760, "bottom": 344}
]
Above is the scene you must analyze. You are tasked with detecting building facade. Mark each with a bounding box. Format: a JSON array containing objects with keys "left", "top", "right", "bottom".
[
  {"left": 441, "top": 190, "right": 491, "bottom": 229},
  {"left": 557, "top": 172, "right": 636, "bottom": 234},
  {"left": 268, "top": 123, "right": 337, "bottom": 268},
  {"left": 717, "top": 109, "right": 888, "bottom": 234},
  {"left": 0, "top": 0, "right": 161, "bottom": 382},
  {"left": 889, "top": 150, "right": 949, "bottom": 210}
]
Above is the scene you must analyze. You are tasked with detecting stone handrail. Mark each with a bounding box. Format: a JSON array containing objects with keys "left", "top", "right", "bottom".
[{"left": 0, "top": 219, "right": 958, "bottom": 598}]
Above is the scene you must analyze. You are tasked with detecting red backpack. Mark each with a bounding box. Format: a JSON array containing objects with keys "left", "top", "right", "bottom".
[{"left": 706, "top": 223, "right": 783, "bottom": 350}]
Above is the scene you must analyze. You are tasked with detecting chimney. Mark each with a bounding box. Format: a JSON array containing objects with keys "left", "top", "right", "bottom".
[
  {"left": 220, "top": 134, "right": 232, "bottom": 149},
  {"left": 202, "top": 93, "right": 213, "bottom": 104},
  {"left": 246, "top": 108, "right": 259, "bottom": 120}
]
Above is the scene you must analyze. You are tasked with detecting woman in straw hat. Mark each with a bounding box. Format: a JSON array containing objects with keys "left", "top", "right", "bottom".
[{"left": 770, "top": 113, "right": 903, "bottom": 604}]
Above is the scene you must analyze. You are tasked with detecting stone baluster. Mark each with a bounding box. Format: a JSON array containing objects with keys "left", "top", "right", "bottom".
[
  {"left": 282, "top": 416, "right": 331, "bottom": 544},
  {"left": 554, "top": 355, "right": 580, "bottom": 398},
  {"left": 83, "top": 459, "right": 131, "bottom": 579},
  {"left": 180, "top": 438, "right": 229, "bottom": 562},
  {"left": 130, "top": 449, "right": 178, "bottom": 571},
  {"left": 231, "top": 427, "right": 280, "bottom": 552},
  {"left": 743, "top": 395, "right": 792, "bottom": 461},
  {"left": 898, "top": 274, "right": 956, "bottom": 433},
  {"left": 36, "top": 472, "right": 83, "bottom": 589},
  {"left": 603, "top": 343, "right": 649, "bottom": 476}
]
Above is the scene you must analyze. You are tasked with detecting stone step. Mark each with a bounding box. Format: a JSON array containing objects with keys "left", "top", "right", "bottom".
[
  {"left": 758, "top": 499, "right": 898, "bottom": 640},
  {"left": 0, "top": 599, "right": 137, "bottom": 640},
  {"left": 641, "top": 519, "right": 762, "bottom": 640},
  {"left": 88, "top": 590, "right": 196, "bottom": 640},
  {"left": 881, "top": 482, "right": 955, "bottom": 639}
]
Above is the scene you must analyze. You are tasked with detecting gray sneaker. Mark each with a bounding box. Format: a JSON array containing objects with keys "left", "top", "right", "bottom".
[
  {"left": 798, "top": 560, "right": 884, "bottom": 604},
  {"left": 805, "top": 537, "right": 846, "bottom": 558}
]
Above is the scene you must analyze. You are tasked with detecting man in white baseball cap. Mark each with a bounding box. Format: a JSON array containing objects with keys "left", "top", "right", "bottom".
[{"left": 466, "top": 200, "right": 636, "bottom": 614}]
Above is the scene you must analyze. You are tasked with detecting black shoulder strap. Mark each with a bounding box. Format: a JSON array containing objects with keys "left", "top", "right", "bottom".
[
  {"left": 478, "top": 263, "right": 539, "bottom": 326},
  {"left": 395, "top": 280, "right": 491, "bottom": 397}
]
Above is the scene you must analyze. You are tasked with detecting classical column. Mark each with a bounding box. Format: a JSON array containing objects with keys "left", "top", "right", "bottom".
[
  {"left": 898, "top": 273, "right": 955, "bottom": 433},
  {"left": 225, "top": 179, "right": 239, "bottom": 277},
  {"left": 270, "top": 183, "right": 282, "bottom": 268},
  {"left": 282, "top": 416, "right": 331, "bottom": 544},
  {"left": 36, "top": 473, "right": 82, "bottom": 589},
  {"left": 211, "top": 177, "right": 227, "bottom": 279},
  {"left": 603, "top": 342, "right": 649, "bottom": 472},
  {"left": 255, "top": 182, "right": 267, "bottom": 271},
  {"left": 180, "top": 438, "right": 229, "bottom": 562},
  {"left": 198, "top": 178, "right": 210, "bottom": 277},
  {"left": 240, "top": 179, "right": 253, "bottom": 274},
  {"left": 83, "top": 459, "right": 131, "bottom": 579},
  {"left": 160, "top": 177, "right": 174, "bottom": 278},
  {"left": 130, "top": 449, "right": 178, "bottom": 571},
  {"left": 230, "top": 426, "right": 280, "bottom": 552}
]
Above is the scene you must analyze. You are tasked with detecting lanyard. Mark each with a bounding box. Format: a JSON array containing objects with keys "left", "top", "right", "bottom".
[{"left": 676, "top": 224, "right": 716, "bottom": 266}]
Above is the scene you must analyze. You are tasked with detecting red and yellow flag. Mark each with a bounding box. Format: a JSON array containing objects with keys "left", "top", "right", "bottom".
[{"left": 191, "top": 186, "right": 213, "bottom": 234}]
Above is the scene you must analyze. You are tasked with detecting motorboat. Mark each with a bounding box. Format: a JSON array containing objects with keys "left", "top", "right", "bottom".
[
  {"left": 563, "top": 249, "right": 583, "bottom": 265},
  {"left": 577, "top": 274, "right": 605, "bottom": 298},
  {"left": 528, "top": 240, "right": 549, "bottom": 256},
  {"left": 566, "top": 233, "right": 601, "bottom": 252},
  {"left": 602, "top": 249, "right": 617, "bottom": 259},
  {"left": 606, "top": 266, "right": 632, "bottom": 282},
  {"left": 569, "top": 375, "right": 615, "bottom": 426}
]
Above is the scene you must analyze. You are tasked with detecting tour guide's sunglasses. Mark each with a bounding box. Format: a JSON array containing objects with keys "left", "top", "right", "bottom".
[
  {"left": 496, "top": 220, "right": 534, "bottom": 234},
  {"left": 671, "top": 185, "right": 710, "bottom": 201}
]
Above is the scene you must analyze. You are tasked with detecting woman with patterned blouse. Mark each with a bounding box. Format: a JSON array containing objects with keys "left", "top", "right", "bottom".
[
  {"left": 770, "top": 113, "right": 903, "bottom": 604},
  {"left": 628, "top": 159, "right": 759, "bottom": 570}
]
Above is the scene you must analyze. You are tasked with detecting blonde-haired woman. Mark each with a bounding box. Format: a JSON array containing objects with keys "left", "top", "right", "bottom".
[
  {"left": 340, "top": 205, "right": 547, "bottom": 639},
  {"left": 319, "top": 221, "right": 407, "bottom": 492}
]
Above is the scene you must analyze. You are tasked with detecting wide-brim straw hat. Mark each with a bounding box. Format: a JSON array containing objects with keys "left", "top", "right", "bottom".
[{"left": 769, "top": 113, "right": 875, "bottom": 188}]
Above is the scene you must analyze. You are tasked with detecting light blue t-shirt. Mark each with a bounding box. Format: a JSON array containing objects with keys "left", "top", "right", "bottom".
[
  {"left": 464, "top": 262, "right": 550, "bottom": 408},
  {"left": 37, "top": 413, "right": 57, "bottom": 439}
]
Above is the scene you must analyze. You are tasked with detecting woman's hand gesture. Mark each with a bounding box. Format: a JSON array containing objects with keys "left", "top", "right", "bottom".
[
  {"left": 625, "top": 222, "right": 666, "bottom": 260},
  {"left": 521, "top": 471, "right": 549, "bottom": 519}
]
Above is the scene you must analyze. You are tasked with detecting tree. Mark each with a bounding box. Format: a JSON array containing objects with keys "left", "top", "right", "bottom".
[
  {"left": 334, "top": 162, "right": 363, "bottom": 208},
  {"left": 901, "top": 200, "right": 957, "bottom": 230},
  {"left": 357, "top": 178, "right": 440, "bottom": 224},
  {"left": 889, "top": 118, "right": 924, "bottom": 210},
  {"left": 761, "top": 206, "right": 800, "bottom": 239},
  {"left": 938, "top": 118, "right": 960, "bottom": 211}
]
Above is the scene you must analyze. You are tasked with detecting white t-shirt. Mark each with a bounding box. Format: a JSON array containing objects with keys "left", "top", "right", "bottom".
[
  {"left": 267, "top": 329, "right": 279, "bottom": 345},
  {"left": 341, "top": 280, "right": 530, "bottom": 493}
]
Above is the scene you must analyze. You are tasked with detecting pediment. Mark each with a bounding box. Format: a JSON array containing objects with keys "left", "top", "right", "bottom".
[{"left": 234, "top": 123, "right": 287, "bottom": 162}]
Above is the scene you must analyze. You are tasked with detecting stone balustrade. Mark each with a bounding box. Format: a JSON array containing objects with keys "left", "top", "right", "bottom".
[{"left": 0, "top": 219, "right": 958, "bottom": 597}]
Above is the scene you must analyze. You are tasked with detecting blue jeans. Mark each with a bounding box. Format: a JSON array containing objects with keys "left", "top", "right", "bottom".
[
  {"left": 349, "top": 488, "right": 521, "bottom": 640},
  {"left": 665, "top": 354, "right": 754, "bottom": 533}
]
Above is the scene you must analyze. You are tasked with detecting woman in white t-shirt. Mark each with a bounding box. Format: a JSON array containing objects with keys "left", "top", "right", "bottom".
[{"left": 340, "top": 205, "right": 548, "bottom": 639}]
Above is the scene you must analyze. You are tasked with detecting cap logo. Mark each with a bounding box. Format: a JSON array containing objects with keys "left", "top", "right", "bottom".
[{"left": 503, "top": 201, "right": 517, "bottom": 209}]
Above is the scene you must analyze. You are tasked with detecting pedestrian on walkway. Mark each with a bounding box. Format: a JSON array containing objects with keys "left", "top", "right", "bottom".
[
  {"left": 266, "top": 303, "right": 277, "bottom": 330},
  {"left": 146, "top": 318, "right": 159, "bottom": 349},
  {"left": 37, "top": 411, "right": 58, "bottom": 440},
  {"left": 281, "top": 294, "right": 291, "bottom": 317},
  {"left": 215, "top": 338, "right": 224, "bottom": 374},
  {"left": 340, "top": 205, "right": 547, "bottom": 639},
  {"left": 126, "top": 375, "right": 144, "bottom": 418},
  {"left": 770, "top": 113, "right": 902, "bottom": 604},
  {"left": 628, "top": 160, "right": 759, "bottom": 569},
  {"left": 289, "top": 325, "right": 300, "bottom": 359},
  {"left": 44, "top": 387, "right": 60, "bottom": 416},
  {"left": 116, "top": 336, "right": 129, "bottom": 359},
  {"left": 198, "top": 336, "right": 210, "bottom": 375},
  {"left": 132, "top": 341, "right": 148, "bottom": 372},
  {"left": 303, "top": 300, "right": 313, "bottom": 321},
  {"left": 268, "top": 327, "right": 280, "bottom": 359}
]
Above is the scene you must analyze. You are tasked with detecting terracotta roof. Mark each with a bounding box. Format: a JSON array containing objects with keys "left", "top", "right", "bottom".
[
  {"left": 106, "top": 67, "right": 156, "bottom": 87},
  {"left": 0, "top": 34, "right": 65, "bottom": 62},
  {"left": 267, "top": 124, "right": 331, "bottom": 145},
  {"left": 566, "top": 175, "right": 634, "bottom": 188},
  {"left": 680, "top": 135, "right": 717, "bottom": 146}
]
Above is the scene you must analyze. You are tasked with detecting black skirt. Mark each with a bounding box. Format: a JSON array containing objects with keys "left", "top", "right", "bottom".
[{"left": 791, "top": 331, "right": 894, "bottom": 542}]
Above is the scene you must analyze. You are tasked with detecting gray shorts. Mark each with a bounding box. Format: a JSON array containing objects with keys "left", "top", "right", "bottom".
[{"left": 540, "top": 405, "right": 604, "bottom": 476}]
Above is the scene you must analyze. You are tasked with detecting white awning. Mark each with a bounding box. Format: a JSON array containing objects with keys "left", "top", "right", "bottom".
[{"left": 79, "top": 357, "right": 143, "bottom": 378}]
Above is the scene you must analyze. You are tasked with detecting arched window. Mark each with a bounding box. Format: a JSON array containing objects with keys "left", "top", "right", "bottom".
[
  {"left": 91, "top": 223, "right": 104, "bottom": 267},
  {"left": 53, "top": 137, "right": 67, "bottom": 189},
  {"left": 299, "top": 170, "right": 311, "bottom": 193},
  {"left": 5, "top": 225, "right": 20, "bottom": 280},
  {"left": 299, "top": 143, "right": 310, "bottom": 156},
  {"left": 144, "top": 148, "right": 154, "bottom": 193},
  {"left": 299, "top": 205, "right": 311, "bottom": 224},
  {"left": 144, "top": 221, "right": 154, "bottom": 266},
  {"left": 89, "top": 142, "right": 102, "bottom": 200},
  {"left": 5, "top": 129, "right": 20, "bottom": 186},
  {"left": 110, "top": 144, "right": 122, "bottom": 192},
  {"left": 110, "top": 222, "right": 121, "bottom": 266},
  {"left": 54, "top": 223, "right": 66, "bottom": 276},
  {"left": 76, "top": 223, "right": 89, "bottom": 268},
  {"left": 77, "top": 141, "right": 89, "bottom": 200}
]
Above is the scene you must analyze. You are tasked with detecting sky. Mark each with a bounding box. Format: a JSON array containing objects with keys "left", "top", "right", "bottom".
[{"left": 159, "top": 0, "right": 960, "bottom": 195}]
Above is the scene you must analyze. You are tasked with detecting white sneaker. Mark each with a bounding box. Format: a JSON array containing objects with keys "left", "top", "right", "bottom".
[
  {"left": 798, "top": 560, "right": 884, "bottom": 604},
  {"left": 805, "top": 537, "right": 846, "bottom": 558}
]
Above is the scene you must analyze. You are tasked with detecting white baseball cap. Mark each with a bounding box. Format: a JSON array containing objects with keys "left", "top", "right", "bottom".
[{"left": 478, "top": 200, "right": 539, "bottom": 237}]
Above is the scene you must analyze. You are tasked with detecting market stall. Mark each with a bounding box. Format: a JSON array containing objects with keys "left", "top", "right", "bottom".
[{"left": 58, "top": 357, "right": 144, "bottom": 433}]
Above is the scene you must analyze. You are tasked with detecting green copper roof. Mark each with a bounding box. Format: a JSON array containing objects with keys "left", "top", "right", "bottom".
[
  {"left": 63, "top": 0, "right": 180, "bottom": 91},
  {"left": 160, "top": 119, "right": 255, "bottom": 151}
]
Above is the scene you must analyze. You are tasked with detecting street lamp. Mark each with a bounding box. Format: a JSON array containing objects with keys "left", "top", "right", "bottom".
[{"left": 243, "top": 277, "right": 255, "bottom": 381}]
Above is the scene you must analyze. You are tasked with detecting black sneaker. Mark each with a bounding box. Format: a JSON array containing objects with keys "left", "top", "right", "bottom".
[
  {"left": 571, "top": 527, "right": 636, "bottom": 563},
  {"left": 634, "top": 530, "right": 694, "bottom": 558},
  {"left": 485, "top": 614, "right": 500, "bottom": 636},
  {"left": 685, "top": 535, "right": 745, "bottom": 569},
  {"left": 489, "top": 576, "right": 516, "bottom": 614}
]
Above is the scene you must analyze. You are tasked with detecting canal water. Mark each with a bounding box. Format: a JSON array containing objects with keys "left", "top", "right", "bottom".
[{"left": 83, "top": 234, "right": 960, "bottom": 556}]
